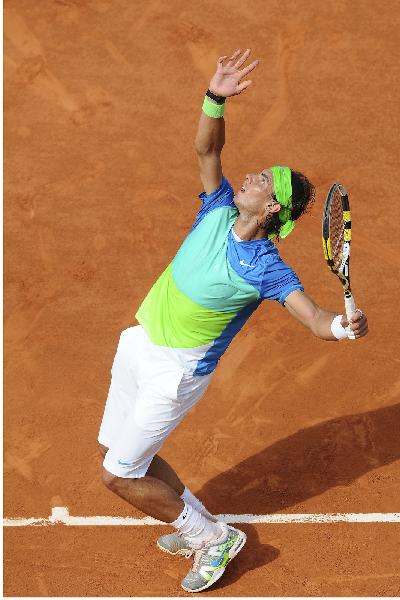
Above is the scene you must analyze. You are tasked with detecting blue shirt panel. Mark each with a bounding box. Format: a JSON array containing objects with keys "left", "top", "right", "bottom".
[
  {"left": 193, "top": 300, "right": 262, "bottom": 376},
  {"left": 190, "top": 176, "right": 236, "bottom": 233},
  {"left": 227, "top": 230, "right": 304, "bottom": 305}
]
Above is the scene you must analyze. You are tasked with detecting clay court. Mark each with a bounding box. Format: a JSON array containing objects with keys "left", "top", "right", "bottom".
[{"left": 4, "top": 0, "right": 400, "bottom": 596}]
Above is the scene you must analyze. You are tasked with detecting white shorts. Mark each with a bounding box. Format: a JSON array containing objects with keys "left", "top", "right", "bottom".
[{"left": 98, "top": 325, "right": 213, "bottom": 478}]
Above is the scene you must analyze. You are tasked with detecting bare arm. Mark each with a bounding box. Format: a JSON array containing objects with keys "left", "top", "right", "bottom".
[
  {"left": 194, "top": 49, "right": 259, "bottom": 196},
  {"left": 194, "top": 112, "right": 225, "bottom": 196},
  {"left": 194, "top": 106, "right": 225, "bottom": 154},
  {"left": 284, "top": 289, "right": 369, "bottom": 340}
]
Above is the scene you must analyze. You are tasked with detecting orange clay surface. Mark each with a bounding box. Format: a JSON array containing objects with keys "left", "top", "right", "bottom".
[{"left": 4, "top": 0, "right": 400, "bottom": 596}]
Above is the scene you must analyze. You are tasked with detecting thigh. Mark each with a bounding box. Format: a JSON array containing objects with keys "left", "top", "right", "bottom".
[
  {"left": 101, "top": 331, "right": 214, "bottom": 479},
  {"left": 103, "top": 355, "right": 186, "bottom": 479},
  {"left": 103, "top": 369, "right": 214, "bottom": 479},
  {"left": 175, "top": 371, "right": 213, "bottom": 414},
  {"left": 98, "top": 326, "right": 142, "bottom": 448},
  {"left": 98, "top": 379, "right": 138, "bottom": 448}
]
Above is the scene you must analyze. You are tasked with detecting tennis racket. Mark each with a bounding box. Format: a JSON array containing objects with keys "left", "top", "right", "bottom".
[{"left": 322, "top": 183, "right": 357, "bottom": 339}]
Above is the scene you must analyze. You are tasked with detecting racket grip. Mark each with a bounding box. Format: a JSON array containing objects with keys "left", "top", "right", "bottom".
[{"left": 344, "top": 294, "right": 357, "bottom": 340}]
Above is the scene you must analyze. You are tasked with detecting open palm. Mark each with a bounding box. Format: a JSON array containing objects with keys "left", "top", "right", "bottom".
[{"left": 209, "top": 49, "right": 259, "bottom": 98}]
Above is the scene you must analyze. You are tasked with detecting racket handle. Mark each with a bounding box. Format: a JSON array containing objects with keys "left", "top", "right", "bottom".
[{"left": 344, "top": 294, "right": 357, "bottom": 340}]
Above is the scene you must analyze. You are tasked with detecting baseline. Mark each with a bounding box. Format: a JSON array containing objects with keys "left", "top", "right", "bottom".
[{"left": 4, "top": 507, "right": 400, "bottom": 526}]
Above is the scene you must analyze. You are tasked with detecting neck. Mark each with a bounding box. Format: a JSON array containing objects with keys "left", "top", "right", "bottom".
[{"left": 233, "top": 214, "right": 268, "bottom": 241}]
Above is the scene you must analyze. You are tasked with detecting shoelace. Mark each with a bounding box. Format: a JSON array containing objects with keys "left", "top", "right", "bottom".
[
  {"left": 188, "top": 528, "right": 228, "bottom": 570},
  {"left": 192, "top": 548, "right": 205, "bottom": 571}
]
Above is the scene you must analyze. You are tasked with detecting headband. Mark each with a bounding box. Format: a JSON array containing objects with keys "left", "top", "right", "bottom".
[{"left": 269, "top": 165, "right": 295, "bottom": 239}]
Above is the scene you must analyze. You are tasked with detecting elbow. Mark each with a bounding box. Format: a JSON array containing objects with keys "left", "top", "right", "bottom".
[
  {"left": 194, "top": 144, "right": 210, "bottom": 155},
  {"left": 309, "top": 320, "right": 335, "bottom": 341},
  {"left": 308, "top": 305, "right": 326, "bottom": 340},
  {"left": 309, "top": 322, "right": 321, "bottom": 338},
  {"left": 194, "top": 141, "right": 224, "bottom": 156},
  {"left": 308, "top": 310, "right": 325, "bottom": 339}
]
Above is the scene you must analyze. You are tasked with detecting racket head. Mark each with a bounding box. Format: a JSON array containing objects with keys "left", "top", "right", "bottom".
[{"left": 322, "top": 183, "right": 352, "bottom": 295}]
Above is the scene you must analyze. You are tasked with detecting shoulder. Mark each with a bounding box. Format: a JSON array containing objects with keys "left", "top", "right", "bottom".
[
  {"left": 260, "top": 249, "right": 304, "bottom": 304},
  {"left": 198, "top": 176, "right": 235, "bottom": 207},
  {"left": 191, "top": 176, "right": 237, "bottom": 232}
]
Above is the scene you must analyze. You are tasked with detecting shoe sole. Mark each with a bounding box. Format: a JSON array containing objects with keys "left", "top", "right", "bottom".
[{"left": 181, "top": 531, "right": 247, "bottom": 593}]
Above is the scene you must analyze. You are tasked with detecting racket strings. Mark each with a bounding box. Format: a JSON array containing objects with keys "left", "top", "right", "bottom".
[{"left": 329, "top": 194, "right": 345, "bottom": 271}]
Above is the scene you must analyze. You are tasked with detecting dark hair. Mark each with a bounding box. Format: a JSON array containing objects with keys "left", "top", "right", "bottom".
[{"left": 266, "top": 169, "right": 315, "bottom": 240}]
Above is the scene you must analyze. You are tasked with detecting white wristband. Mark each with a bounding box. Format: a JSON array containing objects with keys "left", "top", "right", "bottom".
[{"left": 331, "top": 314, "right": 348, "bottom": 340}]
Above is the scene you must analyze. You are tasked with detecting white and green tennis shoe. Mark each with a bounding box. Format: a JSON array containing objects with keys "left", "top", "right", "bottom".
[{"left": 180, "top": 524, "right": 247, "bottom": 593}]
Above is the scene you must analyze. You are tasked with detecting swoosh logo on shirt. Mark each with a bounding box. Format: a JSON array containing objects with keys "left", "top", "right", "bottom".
[
  {"left": 239, "top": 259, "right": 255, "bottom": 268},
  {"left": 117, "top": 459, "right": 132, "bottom": 466}
]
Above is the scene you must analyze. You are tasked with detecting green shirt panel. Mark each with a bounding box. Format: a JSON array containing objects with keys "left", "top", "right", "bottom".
[{"left": 135, "top": 263, "right": 237, "bottom": 348}]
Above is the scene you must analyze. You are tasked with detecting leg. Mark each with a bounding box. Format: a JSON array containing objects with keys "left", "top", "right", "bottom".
[
  {"left": 99, "top": 443, "right": 184, "bottom": 496},
  {"left": 102, "top": 465, "right": 222, "bottom": 552},
  {"left": 100, "top": 444, "right": 185, "bottom": 521},
  {"left": 147, "top": 455, "right": 217, "bottom": 521},
  {"left": 100, "top": 443, "right": 216, "bottom": 531},
  {"left": 98, "top": 326, "right": 220, "bottom": 541},
  {"left": 100, "top": 406, "right": 221, "bottom": 539},
  {"left": 102, "top": 467, "right": 184, "bottom": 523},
  {"left": 100, "top": 391, "right": 188, "bottom": 523},
  {"left": 98, "top": 442, "right": 108, "bottom": 458},
  {"left": 146, "top": 454, "right": 185, "bottom": 496}
]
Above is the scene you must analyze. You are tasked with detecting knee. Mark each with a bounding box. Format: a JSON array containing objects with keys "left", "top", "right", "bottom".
[
  {"left": 98, "top": 443, "right": 109, "bottom": 458},
  {"left": 102, "top": 467, "right": 119, "bottom": 489}
]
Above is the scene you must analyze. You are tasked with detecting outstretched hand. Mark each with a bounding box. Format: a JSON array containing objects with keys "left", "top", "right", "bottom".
[{"left": 209, "top": 49, "right": 259, "bottom": 98}]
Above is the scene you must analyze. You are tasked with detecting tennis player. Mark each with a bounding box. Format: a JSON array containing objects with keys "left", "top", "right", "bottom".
[{"left": 98, "top": 49, "right": 369, "bottom": 593}]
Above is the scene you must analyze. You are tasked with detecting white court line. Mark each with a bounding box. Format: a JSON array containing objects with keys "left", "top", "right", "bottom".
[{"left": 3, "top": 507, "right": 400, "bottom": 526}]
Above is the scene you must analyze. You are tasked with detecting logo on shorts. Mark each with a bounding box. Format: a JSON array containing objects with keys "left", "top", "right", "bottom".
[{"left": 117, "top": 459, "right": 132, "bottom": 466}]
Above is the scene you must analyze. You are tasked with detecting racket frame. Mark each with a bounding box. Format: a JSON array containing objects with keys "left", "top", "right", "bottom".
[{"left": 322, "top": 183, "right": 357, "bottom": 336}]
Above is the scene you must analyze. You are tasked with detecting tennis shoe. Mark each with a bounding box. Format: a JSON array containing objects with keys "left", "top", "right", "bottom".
[
  {"left": 181, "top": 524, "right": 246, "bottom": 593},
  {"left": 156, "top": 532, "right": 194, "bottom": 558}
]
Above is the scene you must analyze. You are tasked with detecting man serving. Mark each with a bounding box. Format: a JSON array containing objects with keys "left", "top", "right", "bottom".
[{"left": 98, "top": 49, "right": 369, "bottom": 593}]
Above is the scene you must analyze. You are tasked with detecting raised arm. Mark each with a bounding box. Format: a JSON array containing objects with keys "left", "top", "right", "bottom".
[
  {"left": 284, "top": 289, "right": 369, "bottom": 340},
  {"left": 194, "top": 49, "right": 259, "bottom": 196}
]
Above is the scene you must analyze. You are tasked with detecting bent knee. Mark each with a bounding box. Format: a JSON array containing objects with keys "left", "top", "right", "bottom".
[
  {"left": 99, "top": 442, "right": 109, "bottom": 458},
  {"left": 102, "top": 466, "right": 119, "bottom": 489}
]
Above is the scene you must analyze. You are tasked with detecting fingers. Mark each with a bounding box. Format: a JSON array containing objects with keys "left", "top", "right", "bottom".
[
  {"left": 219, "top": 49, "right": 259, "bottom": 78},
  {"left": 234, "top": 48, "right": 251, "bottom": 69},
  {"left": 349, "top": 312, "right": 369, "bottom": 338},
  {"left": 216, "top": 49, "right": 259, "bottom": 96},
  {"left": 352, "top": 319, "right": 368, "bottom": 333},
  {"left": 226, "top": 48, "right": 242, "bottom": 66},
  {"left": 352, "top": 327, "right": 368, "bottom": 338},
  {"left": 237, "top": 80, "right": 252, "bottom": 93},
  {"left": 349, "top": 311, "right": 365, "bottom": 328},
  {"left": 350, "top": 309, "right": 363, "bottom": 322},
  {"left": 239, "top": 59, "right": 260, "bottom": 79},
  {"left": 342, "top": 309, "right": 368, "bottom": 338}
]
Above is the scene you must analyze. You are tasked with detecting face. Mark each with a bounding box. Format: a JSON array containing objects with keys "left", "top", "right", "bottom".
[{"left": 235, "top": 168, "right": 279, "bottom": 218}]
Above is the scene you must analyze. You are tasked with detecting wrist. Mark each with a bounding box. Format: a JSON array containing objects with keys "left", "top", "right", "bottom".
[
  {"left": 202, "top": 95, "right": 225, "bottom": 119},
  {"left": 331, "top": 314, "right": 348, "bottom": 340},
  {"left": 206, "top": 88, "right": 226, "bottom": 105}
]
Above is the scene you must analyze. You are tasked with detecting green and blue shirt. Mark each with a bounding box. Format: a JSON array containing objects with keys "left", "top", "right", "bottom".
[{"left": 136, "top": 177, "right": 303, "bottom": 375}]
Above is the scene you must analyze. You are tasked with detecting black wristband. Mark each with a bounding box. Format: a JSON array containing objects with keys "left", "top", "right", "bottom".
[{"left": 206, "top": 89, "right": 226, "bottom": 105}]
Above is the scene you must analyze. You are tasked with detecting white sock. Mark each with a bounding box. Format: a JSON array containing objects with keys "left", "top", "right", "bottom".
[
  {"left": 180, "top": 487, "right": 217, "bottom": 522},
  {"left": 171, "top": 502, "right": 225, "bottom": 549}
]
